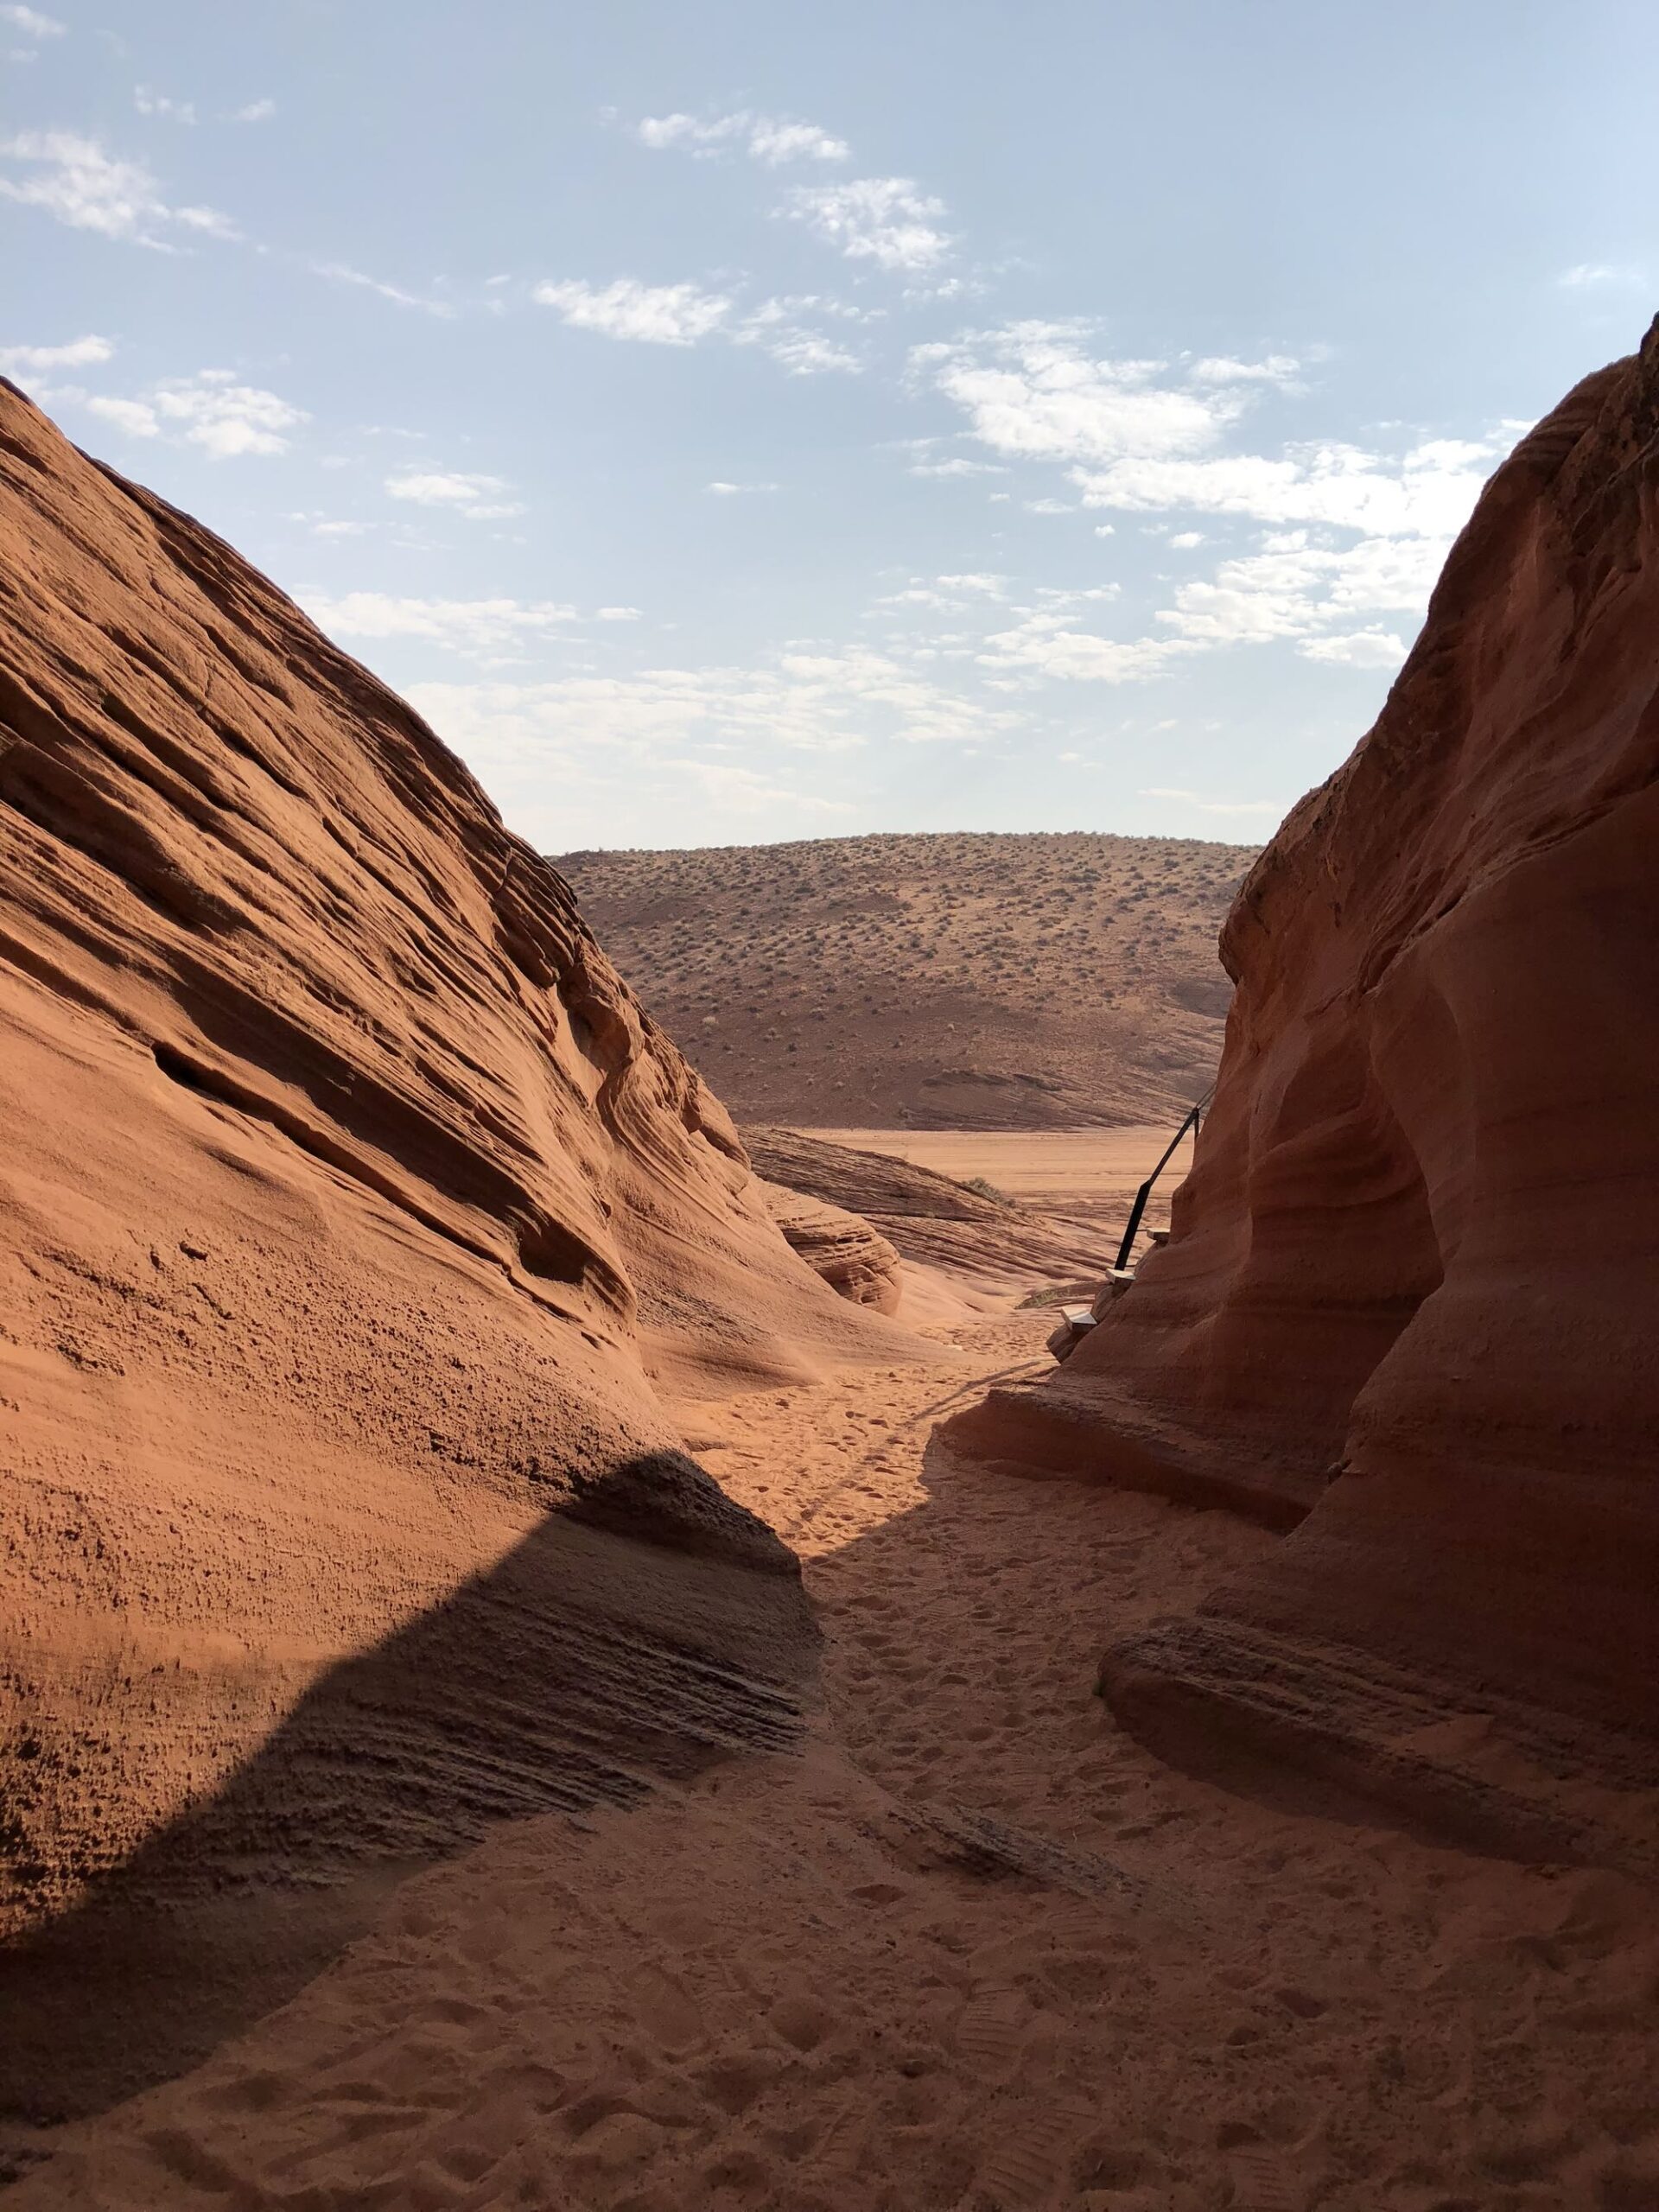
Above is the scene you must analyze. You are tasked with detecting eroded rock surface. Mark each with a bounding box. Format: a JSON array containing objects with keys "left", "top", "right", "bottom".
[
  {"left": 756, "top": 1179, "right": 905, "bottom": 1313},
  {"left": 744, "top": 1124, "right": 1116, "bottom": 1287},
  {"left": 0, "top": 381, "right": 914, "bottom": 2117},
  {"left": 947, "top": 326, "right": 1659, "bottom": 1859}
]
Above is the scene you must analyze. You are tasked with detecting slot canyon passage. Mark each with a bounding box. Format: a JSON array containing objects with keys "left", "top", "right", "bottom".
[{"left": 2, "top": 319, "right": 1658, "bottom": 2212}]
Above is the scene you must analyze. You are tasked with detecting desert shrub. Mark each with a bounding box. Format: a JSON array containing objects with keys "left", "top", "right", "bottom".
[{"left": 960, "top": 1174, "right": 1011, "bottom": 1206}]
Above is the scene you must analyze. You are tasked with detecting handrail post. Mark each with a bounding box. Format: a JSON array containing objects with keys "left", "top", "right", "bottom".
[{"left": 1112, "top": 1090, "right": 1211, "bottom": 1274}]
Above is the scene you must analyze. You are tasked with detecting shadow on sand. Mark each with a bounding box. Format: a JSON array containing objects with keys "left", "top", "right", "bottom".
[{"left": 0, "top": 1452, "right": 818, "bottom": 2153}]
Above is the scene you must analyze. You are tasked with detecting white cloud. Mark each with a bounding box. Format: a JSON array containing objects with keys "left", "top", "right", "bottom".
[
  {"left": 534, "top": 279, "right": 859, "bottom": 373},
  {"left": 977, "top": 610, "right": 1191, "bottom": 686},
  {"left": 785, "top": 176, "right": 952, "bottom": 272},
  {"left": 1140, "top": 786, "right": 1285, "bottom": 817},
  {"left": 1556, "top": 262, "right": 1646, "bottom": 289},
  {"left": 1024, "top": 496, "right": 1071, "bottom": 514},
  {"left": 172, "top": 203, "right": 239, "bottom": 239},
  {"left": 747, "top": 118, "right": 850, "bottom": 166},
  {"left": 134, "top": 86, "right": 196, "bottom": 124},
  {"left": 0, "top": 130, "right": 237, "bottom": 245},
  {"left": 231, "top": 99, "right": 276, "bottom": 124},
  {"left": 1187, "top": 354, "right": 1302, "bottom": 387},
  {"left": 83, "top": 394, "right": 160, "bottom": 436},
  {"left": 66, "top": 371, "right": 303, "bottom": 457},
  {"left": 914, "top": 322, "right": 1244, "bottom": 467},
  {"left": 533, "top": 276, "right": 732, "bottom": 346},
  {"left": 935, "top": 571, "right": 1007, "bottom": 596},
  {"left": 1150, "top": 531, "right": 1439, "bottom": 660},
  {"left": 706, "top": 479, "right": 780, "bottom": 494},
  {"left": 308, "top": 259, "right": 456, "bottom": 317},
  {"left": 877, "top": 572, "right": 1009, "bottom": 614},
  {"left": 664, "top": 760, "right": 854, "bottom": 814},
  {"left": 385, "top": 467, "right": 523, "bottom": 519},
  {"left": 596, "top": 606, "right": 641, "bottom": 621},
  {"left": 302, "top": 593, "right": 581, "bottom": 656},
  {"left": 1073, "top": 436, "right": 1496, "bottom": 539},
  {"left": 736, "top": 301, "right": 861, "bottom": 374},
  {"left": 149, "top": 370, "right": 306, "bottom": 456},
  {"left": 0, "top": 332, "right": 113, "bottom": 373},
  {"left": 908, "top": 454, "right": 1007, "bottom": 479},
  {"left": 908, "top": 333, "right": 1503, "bottom": 681},
  {"left": 410, "top": 645, "right": 1016, "bottom": 762},
  {"left": 1, "top": 3, "right": 65, "bottom": 36},
  {"left": 635, "top": 110, "right": 850, "bottom": 165},
  {"left": 1297, "top": 629, "right": 1409, "bottom": 669}
]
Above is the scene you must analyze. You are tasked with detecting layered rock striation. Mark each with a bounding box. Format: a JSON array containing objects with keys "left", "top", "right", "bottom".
[
  {"left": 0, "top": 380, "right": 913, "bottom": 2115},
  {"left": 755, "top": 1179, "right": 906, "bottom": 1313},
  {"left": 947, "top": 326, "right": 1659, "bottom": 1859},
  {"left": 743, "top": 1124, "right": 1117, "bottom": 1287}
]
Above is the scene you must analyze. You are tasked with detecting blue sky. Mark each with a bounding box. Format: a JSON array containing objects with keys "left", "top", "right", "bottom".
[{"left": 4, "top": 2, "right": 1655, "bottom": 850}]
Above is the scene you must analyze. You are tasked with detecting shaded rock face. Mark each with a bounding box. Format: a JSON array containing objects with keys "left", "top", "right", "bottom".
[
  {"left": 947, "top": 327, "right": 1659, "bottom": 1859},
  {"left": 0, "top": 377, "right": 912, "bottom": 2087}
]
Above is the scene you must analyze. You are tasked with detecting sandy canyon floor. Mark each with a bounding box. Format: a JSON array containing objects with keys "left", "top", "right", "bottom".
[
  {"left": 806, "top": 1125, "right": 1197, "bottom": 1229},
  {"left": 18, "top": 1301, "right": 1659, "bottom": 2211}
]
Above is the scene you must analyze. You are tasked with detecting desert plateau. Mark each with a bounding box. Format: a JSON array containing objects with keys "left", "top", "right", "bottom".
[{"left": 4, "top": 13, "right": 1659, "bottom": 2210}]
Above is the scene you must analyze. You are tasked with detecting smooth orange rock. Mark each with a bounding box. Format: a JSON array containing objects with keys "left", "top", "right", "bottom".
[
  {"left": 0, "top": 372, "right": 918, "bottom": 2103},
  {"left": 947, "top": 325, "right": 1659, "bottom": 1859}
]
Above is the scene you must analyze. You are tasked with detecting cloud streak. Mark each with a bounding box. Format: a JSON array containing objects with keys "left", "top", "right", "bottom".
[
  {"left": 785, "top": 175, "right": 953, "bottom": 272},
  {"left": 1, "top": 3, "right": 65, "bottom": 38},
  {"left": 533, "top": 276, "right": 733, "bottom": 346},
  {"left": 635, "top": 109, "right": 850, "bottom": 165},
  {"left": 0, "top": 130, "right": 237, "bottom": 245},
  {"left": 385, "top": 467, "right": 523, "bottom": 519},
  {"left": 54, "top": 369, "right": 308, "bottom": 458},
  {"left": 534, "top": 276, "right": 862, "bottom": 374},
  {"left": 0, "top": 332, "right": 113, "bottom": 373}
]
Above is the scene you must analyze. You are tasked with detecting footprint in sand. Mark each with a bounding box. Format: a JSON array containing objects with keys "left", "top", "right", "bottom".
[
  {"left": 969, "top": 2101, "right": 1090, "bottom": 2207},
  {"left": 1225, "top": 2143, "right": 1306, "bottom": 2210},
  {"left": 956, "top": 1987, "right": 1029, "bottom": 2080},
  {"left": 628, "top": 1962, "right": 706, "bottom": 2053}
]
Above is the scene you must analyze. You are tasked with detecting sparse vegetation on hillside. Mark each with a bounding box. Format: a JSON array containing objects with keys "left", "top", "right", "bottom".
[{"left": 556, "top": 830, "right": 1258, "bottom": 1128}]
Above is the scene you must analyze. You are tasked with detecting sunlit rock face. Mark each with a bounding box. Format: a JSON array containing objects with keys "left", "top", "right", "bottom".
[
  {"left": 948, "top": 323, "right": 1659, "bottom": 1862},
  {"left": 0, "top": 375, "right": 918, "bottom": 1983}
]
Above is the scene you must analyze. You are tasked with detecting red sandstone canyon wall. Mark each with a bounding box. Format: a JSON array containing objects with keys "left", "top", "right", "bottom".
[
  {"left": 0, "top": 377, "right": 914, "bottom": 1986},
  {"left": 949, "top": 324, "right": 1659, "bottom": 1862}
]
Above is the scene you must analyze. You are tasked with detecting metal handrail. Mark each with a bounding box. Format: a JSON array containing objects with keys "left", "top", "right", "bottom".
[{"left": 1113, "top": 1086, "right": 1213, "bottom": 1273}]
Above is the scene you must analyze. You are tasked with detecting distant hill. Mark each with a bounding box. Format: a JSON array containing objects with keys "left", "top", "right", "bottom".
[{"left": 556, "top": 830, "right": 1258, "bottom": 1128}]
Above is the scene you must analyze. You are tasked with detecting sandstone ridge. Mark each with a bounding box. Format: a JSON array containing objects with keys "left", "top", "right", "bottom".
[
  {"left": 946, "top": 325, "right": 1659, "bottom": 1863},
  {"left": 0, "top": 379, "right": 917, "bottom": 2121}
]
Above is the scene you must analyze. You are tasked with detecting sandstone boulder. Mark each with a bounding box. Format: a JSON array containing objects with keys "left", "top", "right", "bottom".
[{"left": 756, "top": 1179, "right": 905, "bottom": 1313}]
